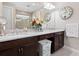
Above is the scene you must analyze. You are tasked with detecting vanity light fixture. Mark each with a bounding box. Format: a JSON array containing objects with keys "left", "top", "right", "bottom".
[{"left": 43, "top": 3, "right": 55, "bottom": 10}]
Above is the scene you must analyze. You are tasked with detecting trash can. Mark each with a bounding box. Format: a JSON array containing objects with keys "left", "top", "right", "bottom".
[{"left": 38, "top": 39, "right": 52, "bottom": 56}]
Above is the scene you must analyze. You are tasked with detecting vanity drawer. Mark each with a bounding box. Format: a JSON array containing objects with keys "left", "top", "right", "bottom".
[
  {"left": 39, "top": 33, "right": 54, "bottom": 40},
  {"left": 55, "top": 31, "right": 64, "bottom": 35}
]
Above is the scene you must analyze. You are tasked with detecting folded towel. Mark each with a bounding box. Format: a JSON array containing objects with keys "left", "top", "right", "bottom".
[{"left": 66, "top": 23, "right": 79, "bottom": 37}]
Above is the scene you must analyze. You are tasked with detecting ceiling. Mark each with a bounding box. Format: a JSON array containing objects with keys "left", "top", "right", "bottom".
[{"left": 3, "top": 2, "right": 44, "bottom": 13}]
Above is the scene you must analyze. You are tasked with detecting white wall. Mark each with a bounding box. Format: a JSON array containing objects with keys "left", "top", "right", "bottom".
[
  {"left": 53, "top": 2, "right": 79, "bottom": 51},
  {"left": 0, "top": 2, "right": 3, "bottom": 16},
  {"left": 42, "top": 11, "right": 55, "bottom": 29},
  {"left": 53, "top": 2, "right": 79, "bottom": 29}
]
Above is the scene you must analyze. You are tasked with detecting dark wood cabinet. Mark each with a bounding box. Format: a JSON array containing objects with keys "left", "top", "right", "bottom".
[
  {"left": 0, "top": 31, "right": 64, "bottom": 56},
  {"left": 0, "top": 37, "right": 38, "bottom": 56},
  {"left": 48, "top": 31, "right": 64, "bottom": 53},
  {"left": 0, "top": 47, "right": 19, "bottom": 56},
  {"left": 54, "top": 31, "right": 64, "bottom": 51},
  {"left": 0, "top": 43, "right": 38, "bottom": 56},
  {"left": 22, "top": 43, "right": 38, "bottom": 56}
]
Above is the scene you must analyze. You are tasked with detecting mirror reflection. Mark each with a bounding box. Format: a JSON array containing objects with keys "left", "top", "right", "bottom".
[{"left": 3, "top": 2, "right": 55, "bottom": 31}]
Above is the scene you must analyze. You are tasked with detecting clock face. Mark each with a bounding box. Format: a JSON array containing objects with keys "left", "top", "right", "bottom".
[{"left": 59, "top": 6, "right": 73, "bottom": 20}]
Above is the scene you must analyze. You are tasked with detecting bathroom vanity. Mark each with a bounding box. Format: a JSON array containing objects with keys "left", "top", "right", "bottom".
[{"left": 0, "top": 29, "right": 64, "bottom": 56}]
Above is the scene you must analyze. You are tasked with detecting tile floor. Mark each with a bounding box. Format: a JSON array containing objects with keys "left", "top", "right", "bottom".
[{"left": 51, "top": 45, "right": 79, "bottom": 56}]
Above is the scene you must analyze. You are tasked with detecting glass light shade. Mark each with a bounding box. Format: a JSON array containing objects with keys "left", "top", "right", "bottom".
[{"left": 43, "top": 3, "right": 55, "bottom": 10}]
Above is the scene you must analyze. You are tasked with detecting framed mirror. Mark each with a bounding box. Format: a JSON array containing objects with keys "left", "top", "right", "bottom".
[
  {"left": 16, "top": 14, "right": 30, "bottom": 29},
  {"left": 15, "top": 10, "right": 32, "bottom": 31}
]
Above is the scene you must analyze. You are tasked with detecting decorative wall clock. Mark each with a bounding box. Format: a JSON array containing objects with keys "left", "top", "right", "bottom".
[{"left": 59, "top": 6, "right": 73, "bottom": 20}]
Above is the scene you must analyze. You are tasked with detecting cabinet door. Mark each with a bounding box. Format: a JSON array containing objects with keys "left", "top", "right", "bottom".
[
  {"left": 22, "top": 43, "right": 38, "bottom": 56},
  {"left": 59, "top": 32, "right": 64, "bottom": 48},
  {"left": 54, "top": 34, "right": 60, "bottom": 51},
  {"left": 54, "top": 32, "right": 64, "bottom": 51},
  {"left": 0, "top": 47, "right": 19, "bottom": 56}
]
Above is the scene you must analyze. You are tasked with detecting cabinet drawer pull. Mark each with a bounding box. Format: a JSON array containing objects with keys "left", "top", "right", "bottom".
[
  {"left": 20, "top": 48, "right": 23, "bottom": 51},
  {"left": 20, "top": 48, "right": 23, "bottom": 55},
  {"left": 18, "top": 48, "right": 21, "bottom": 53}
]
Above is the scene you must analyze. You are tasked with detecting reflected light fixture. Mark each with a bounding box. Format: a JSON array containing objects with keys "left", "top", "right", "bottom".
[{"left": 43, "top": 3, "right": 55, "bottom": 10}]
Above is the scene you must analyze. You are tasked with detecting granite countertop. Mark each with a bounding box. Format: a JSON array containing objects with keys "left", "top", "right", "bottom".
[{"left": 0, "top": 29, "right": 64, "bottom": 42}]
